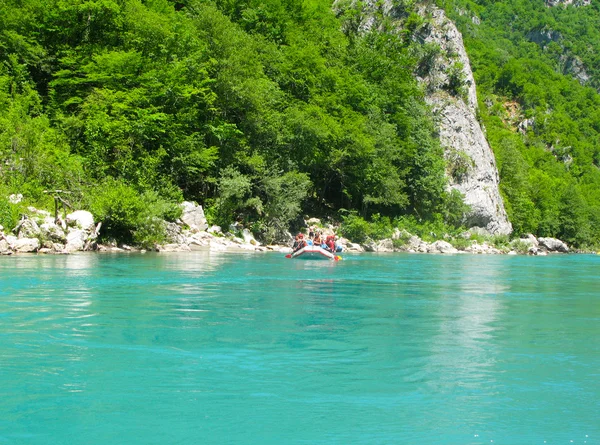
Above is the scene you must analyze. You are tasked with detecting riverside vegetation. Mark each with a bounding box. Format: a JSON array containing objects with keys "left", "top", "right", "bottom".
[{"left": 0, "top": 0, "right": 599, "bottom": 250}]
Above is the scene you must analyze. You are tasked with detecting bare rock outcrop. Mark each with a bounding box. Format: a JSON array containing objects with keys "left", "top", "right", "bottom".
[
  {"left": 66, "top": 210, "right": 96, "bottom": 232},
  {"left": 180, "top": 201, "right": 208, "bottom": 232},
  {"left": 428, "top": 240, "right": 458, "bottom": 254},
  {"left": 0, "top": 239, "right": 11, "bottom": 255},
  {"left": 538, "top": 237, "right": 569, "bottom": 253},
  {"left": 0, "top": 203, "right": 100, "bottom": 254},
  {"left": 14, "top": 237, "right": 40, "bottom": 253},
  {"left": 415, "top": 6, "right": 512, "bottom": 235}
]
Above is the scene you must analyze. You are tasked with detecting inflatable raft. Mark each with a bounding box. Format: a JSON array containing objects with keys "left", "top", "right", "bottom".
[{"left": 290, "top": 245, "right": 340, "bottom": 261}]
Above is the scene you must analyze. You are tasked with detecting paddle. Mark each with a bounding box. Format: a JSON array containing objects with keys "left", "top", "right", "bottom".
[{"left": 285, "top": 254, "right": 292, "bottom": 258}]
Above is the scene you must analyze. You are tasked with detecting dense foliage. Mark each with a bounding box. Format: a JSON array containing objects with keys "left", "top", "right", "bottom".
[
  {"left": 439, "top": 0, "right": 600, "bottom": 247},
  {"left": 0, "top": 0, "right": 461, "bottom": 244}
]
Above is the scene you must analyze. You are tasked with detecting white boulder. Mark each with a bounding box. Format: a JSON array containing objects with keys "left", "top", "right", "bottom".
[
  {"left": 158, "top": 244, "right": 191, "bottom": 252},
  {"left": 40, "top": 222, "right": 66, "bottom": 242},
  {"left": 17, "top": 219, "right": 41, "bottom": 239},
  {"left": 538, "top": 237, "right": 569, "bottom": 253},
  {"left": 0, "top": 239, "right": 11, "bottom": 254},
  {"left": 346, "top": 242, "right": 364, "bottom": 252},
  {"left": 14, "top": 237, "right": 40, "bottom": 253},
  {"left": 242, "top": 229, "right": 260, "bottom": 246},
  {"left": 207, "top": 225, "right": 222, "bottom": 234},
  {"left": 66, "top": 211, "right": 95, "bottom": 231},
  {"left": 428, "top": 240, "right": 458, "bottom": 254},
  {"left": 181, "top": 202, "right": 208, "bottom": 232},
  {"left": 65, "top": 229, "right": 87, "bottom": 252},
  {"left": 377, "top": 239, "right": 394, "bottom": 252}
]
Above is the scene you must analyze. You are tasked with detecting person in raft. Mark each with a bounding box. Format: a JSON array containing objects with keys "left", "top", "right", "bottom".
[
  {"left": 335, "top": 236, "right": 343, "bottom": 252},
  {"left": 292, "top": 234, "right": 306, "bottom": 252},
  {"left": 325, "top": 235, "right": 335, "bottom": 252},
  {"left": 319, "top": 233, "right": 328, "bottom": 250},
  {"left": 313, "top": 231, "right": 322, "bottom": 247}
]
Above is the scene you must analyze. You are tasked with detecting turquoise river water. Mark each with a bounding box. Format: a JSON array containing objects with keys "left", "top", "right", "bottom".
[{"left": 0, "top": 252, "right": 598, "bottom": 444}]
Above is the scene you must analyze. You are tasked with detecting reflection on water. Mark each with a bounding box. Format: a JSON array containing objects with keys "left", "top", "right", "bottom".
[
  {"left": 421, "top": 257, "right": 509, "bottom": 433},
  {"left": 160, "top": 250, "right": 230, "bottom": 273}
]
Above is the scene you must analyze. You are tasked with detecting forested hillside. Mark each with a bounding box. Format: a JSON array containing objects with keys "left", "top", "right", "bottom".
[
  {"left": 440, "top": 0, "right": 600, "bottom": 247},
  {"left": 0, "top": 0, "right": 466, "bottom": 246}
]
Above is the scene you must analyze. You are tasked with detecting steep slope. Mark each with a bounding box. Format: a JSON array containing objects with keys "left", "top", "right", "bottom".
[{"left": 415, "top": 5, "right": 512, "bottom": 234}]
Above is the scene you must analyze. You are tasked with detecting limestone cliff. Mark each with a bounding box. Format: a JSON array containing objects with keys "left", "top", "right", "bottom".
[
  {"left": 334, "top": 0, "right": 512, "bottom": 234},
  {"left": 415, "top": 5, "right": 512, "bottom": 234}
]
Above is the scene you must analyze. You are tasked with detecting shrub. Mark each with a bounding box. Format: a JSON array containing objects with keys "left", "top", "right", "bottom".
[
  {"left": 0, "top": 198, "right": 21, "bottom": 232},
  {"left": 441, "top": 189, "right": 471, "bottom": 227},
  {"left": 446, "top": 150, "right": 474, "bottom": 183},
  {"left": 491, "top": 234, "right": 510, "bottom": 249},
  {"left": 339, "top": 212, "right": 394, "bottom": 244},
  {"left": 510, "top": 239, "right": 531, "bottom": 254},
  {"left": 446, "top": 62, "right": 468, "bottom": 100},
  {"left": 450, "top": 236, "right": 472, "bottom": 250},
  {"left": 132, "top": 217, "right": 167, "bottom": 250},
  {"left": 339, "top": 212, "right": 371, "bottom": 244},
  {"left": 369, "top": 214, "right": 394, "bottom": 240},
  {"left": 87, "top": 179, "right": 180, "bottom": 247},
  {"left": 469, "top": 232, "right": 486, "bottom": 244},
  {"left": 395, "top": 214, "right": 462, "bottom": 242}
]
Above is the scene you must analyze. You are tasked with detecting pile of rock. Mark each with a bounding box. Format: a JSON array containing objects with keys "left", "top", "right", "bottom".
[
  {"left": 151, "top": 202, "right": 275, "bottom": 253},
  {"left": 516, "top": 235, "right": 569, "bottom": 256},
  {"left": 0, "top": 200, "right": 285, "bottom": 255},
  {"left": 0, "top": 208, "right": 100, "bottom": 255},
  {"left": 340, "top": 229, "right": 569, "bottom": 256}
]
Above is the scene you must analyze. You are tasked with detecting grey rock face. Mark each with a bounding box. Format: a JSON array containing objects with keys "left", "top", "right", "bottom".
[
  {"left": 526, "top": 28, "right": 562, "bottom": 45},
  {"left": 40, "top": 222, "right": 67, "bottom": 242},
  {"left": 165, "top": 222, "right": 186, "bottom": 244},
  {"left": 560, "top": 55, "right": 590, "bottom": 86},
  {"left": 65, "top": 229, "right": 87, "bottom": 252},
  {"left": 181, "top": 202, "right": 208, "bottom": 232},
  {"left": 418, "top": 6, "right": 512, "bottom": 235},
  {"left": 17, "top": 219, "right": 41, "bottom": 239},
  {"left": 332, "top": 2, "right": 511, "bottom": 234},
  {"left": 14, "top": 238, "right": 40, "bottom": 253},
  {"left": 66, "top": 210, "right": 95, "bottom": 231},
  {"left": 427, "top": 240, "right": 458, "bottom": 254},
  {"left": 377, "top": 239, "right": 394, "bottom": 252},
  {"left": 429, "top": 97, "right": 512, "bottom": 233},
  {"left": 538, "top": 237, "right": 569, "bottom": 253}
]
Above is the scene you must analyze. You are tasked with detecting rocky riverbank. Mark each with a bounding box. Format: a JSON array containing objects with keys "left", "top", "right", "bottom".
[
  {"left": 343, "top": 229, "right": 570, "bottom": 255},
  {"left": 0, "top": 201, "right": 571, "bottom": 256}
]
